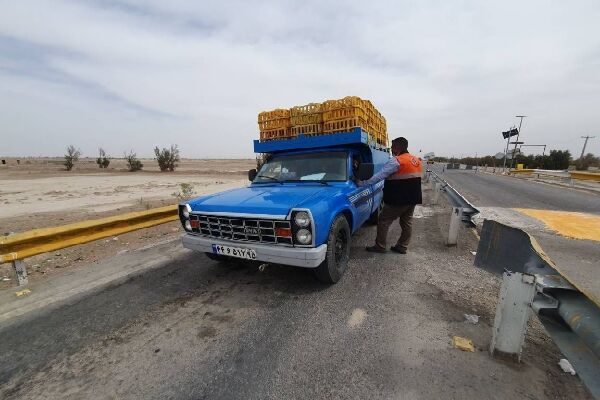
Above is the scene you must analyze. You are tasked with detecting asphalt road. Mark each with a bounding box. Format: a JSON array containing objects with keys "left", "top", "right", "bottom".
[
  {"left": 439, "top": 169, "right": 600, "bottom": 213},
  {"left": 438, "top": 168, "right": 600, "bottom": 306},
  {"left": 1, "top": 192, "right": 591, "bottom": 399}
]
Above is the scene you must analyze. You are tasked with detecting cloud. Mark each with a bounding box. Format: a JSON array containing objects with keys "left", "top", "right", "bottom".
[{"left": 1, "top": 0, "right": 599, "bottom": 158}]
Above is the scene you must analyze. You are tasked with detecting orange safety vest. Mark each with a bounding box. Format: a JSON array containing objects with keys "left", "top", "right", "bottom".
[{"left": 387, "top": 153, "right": 423, "bottom": 180}]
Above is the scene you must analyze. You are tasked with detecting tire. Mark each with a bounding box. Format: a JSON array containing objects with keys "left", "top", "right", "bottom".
[{"left": 314, "top": 215, "right": 351, "bottom": 283}]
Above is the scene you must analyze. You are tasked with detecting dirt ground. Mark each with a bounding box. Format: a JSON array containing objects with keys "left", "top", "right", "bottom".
[{"left": 0, "top": 158, "right": 254, "bottom": 288}]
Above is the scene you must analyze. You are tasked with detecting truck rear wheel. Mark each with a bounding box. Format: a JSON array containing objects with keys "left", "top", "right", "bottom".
[{"left": 315, "top": 215, "right": 351, "bottom": 283}]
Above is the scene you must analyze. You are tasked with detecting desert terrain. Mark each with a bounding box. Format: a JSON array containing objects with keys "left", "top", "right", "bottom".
[{"left": 0, "top": 157, "right": 254, "bottom": 287}]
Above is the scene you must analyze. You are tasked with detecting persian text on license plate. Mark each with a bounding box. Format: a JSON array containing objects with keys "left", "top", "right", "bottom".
[{"left": 211, "top": 244, "right": 257, "bottom": 260}]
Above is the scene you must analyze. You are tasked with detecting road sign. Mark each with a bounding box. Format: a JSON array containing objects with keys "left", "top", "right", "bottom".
[{"left": 502, "top": 128, "right": 519, "bottom": 139}]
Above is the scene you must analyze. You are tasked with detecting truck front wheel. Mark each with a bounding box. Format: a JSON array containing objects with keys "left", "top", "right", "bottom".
[{"left": 315, "top": 215, "right": 351, "bottom": 283}]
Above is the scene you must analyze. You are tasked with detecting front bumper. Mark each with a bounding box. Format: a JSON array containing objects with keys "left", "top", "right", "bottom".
[{"left": 181, "top": 234, "right": 327, "bottom": 268}]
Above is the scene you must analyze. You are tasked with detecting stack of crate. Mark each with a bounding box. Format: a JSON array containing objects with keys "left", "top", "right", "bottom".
[
  {"left": 322, "top": 96, "right": 388, "bottom": 146},
  {"left": 258, "top": 97, "right": 388, "bottom": 145},
  {"left": 321, "top": 96, "right": 367, "bottom": 137},
  {"left": 258, "top": 109, "right": 291, "bottom": 141},
  {"left": 363, "top": 100, "right": 388, "bottom": 146},
  {"left": 290, "top": 103, "right": 323, "bottom": 136}
]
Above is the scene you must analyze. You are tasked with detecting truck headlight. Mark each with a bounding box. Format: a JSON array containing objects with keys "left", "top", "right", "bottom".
[
  {"left": 296, "top": 229, "right": 312, "bottom": 245},
  {"left": 182, "top": 204, "right": 191, "bottom": 219},
  {"left": 294, "top": 211, "right": 310, "bottom": 228}
]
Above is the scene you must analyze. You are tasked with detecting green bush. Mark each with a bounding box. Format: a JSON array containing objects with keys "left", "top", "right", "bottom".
[
  {"left": 96, "top": 148, "right": 110, "bottom": 168},
  {"left": 64, "top": 145, "right": 81, "bottom": 171},
  {"left": 125, "top": 151, "right": 143, "bottom": 172},
  {"left": 154, "top": 145, "right": 180, "bottom": 172}
]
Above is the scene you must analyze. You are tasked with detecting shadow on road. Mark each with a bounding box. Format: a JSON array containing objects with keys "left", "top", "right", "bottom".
[{"left": 0, "top": 251, "right": 327, "bottom": 390}]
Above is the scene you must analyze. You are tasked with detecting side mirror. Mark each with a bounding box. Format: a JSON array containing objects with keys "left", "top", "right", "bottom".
[
  {"left": 248, "top": 169, "right": 257, "bottom": 181},
  {"left": 358, "top": 163, "right": 374, "bottom": 180}
]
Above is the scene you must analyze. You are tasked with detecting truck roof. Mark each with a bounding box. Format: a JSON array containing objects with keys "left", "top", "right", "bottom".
[{"left": 253, "top": 128, "right": 388, "bottom": 154}]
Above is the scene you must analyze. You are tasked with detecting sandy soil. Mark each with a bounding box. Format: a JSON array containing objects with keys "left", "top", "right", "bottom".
[
  {"left": 0, "top": 158, "right": 255, "bottom": 219},
  {"left": 0, "top": 158, "right": 254, "bottom": 287}
]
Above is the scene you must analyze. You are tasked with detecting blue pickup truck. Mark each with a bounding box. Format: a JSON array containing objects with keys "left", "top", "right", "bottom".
[{"left": 179, "top": 128, "right": 390, "bottom": 283}]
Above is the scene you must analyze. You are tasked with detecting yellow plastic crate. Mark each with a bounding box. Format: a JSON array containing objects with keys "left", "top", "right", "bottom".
[
  {"left": 258, "top": 108, "right": 291, "bottom": 132},
  {"left": 260, "top": 127, "right": 292, "bottom": 141},
  {"left": 323, "top": 117, "right": 368, "bottom": 134},
  {"left": 290, "top": 103, "right": 323, "bottom": 125},
  {"left": 291, "top": 123, "right": 323, "bottom": 136},
  {"left": 322, "top": 96, "right": 364, "bottom": 111},
  {"left": 322, "top": 106, "right": 369, "bottom": 123}
]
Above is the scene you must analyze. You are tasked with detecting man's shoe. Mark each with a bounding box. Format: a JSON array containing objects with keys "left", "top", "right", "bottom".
[
  {"left": 390, "top": 245, "right": 407, "bottom": 254},
  {"left": 366, "top": 245, "right": 387, "bottom": 253}
]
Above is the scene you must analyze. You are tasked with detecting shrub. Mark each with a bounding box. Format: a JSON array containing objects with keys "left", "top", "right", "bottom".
[
  {"left": 575, "top": 153, "right": 600, "bottom": 170},
  {"left": 154, "top": 145, "right": 180, "bottom": 172},
  {"left": 172, "top": 182, "right": 196, "bottom": 200},
  {"left": 96, "top": 148, "right": 111, "bottom": 168},
  {"left": 64, "top": 145, "right": 81, "bottom": 171},
  {"left": 124, "top": 150, "right": 143, "bottom": 171}
]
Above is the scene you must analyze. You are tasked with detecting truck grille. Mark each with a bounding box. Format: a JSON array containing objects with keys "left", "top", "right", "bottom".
[{"left": 189, "top": 214, "right": 293, "bottom": 245}]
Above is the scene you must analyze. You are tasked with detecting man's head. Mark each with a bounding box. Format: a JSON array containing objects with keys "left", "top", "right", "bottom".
[{"left": 391, "top": 137, "right": 408, "bottom": 155}]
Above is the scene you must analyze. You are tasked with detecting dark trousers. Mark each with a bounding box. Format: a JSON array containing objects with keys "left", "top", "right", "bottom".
[{"left": 375, "top": 204, "right": 416, "bottom": 249}]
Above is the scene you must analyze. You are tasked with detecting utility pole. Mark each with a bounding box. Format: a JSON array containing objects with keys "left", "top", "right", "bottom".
[
  {"left": 502, "top": 125, "right": 515, "bottom": 173},
  {"left": 579, "top": 135, "right": 596, "bottom": 160},
  {"left": 510, "top": 115, "right": 526, "bottom": 169}
]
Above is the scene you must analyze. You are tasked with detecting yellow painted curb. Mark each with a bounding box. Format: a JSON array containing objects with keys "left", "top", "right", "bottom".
[{"left": 514, "top": 209, "right": 600, "bottom": 242}]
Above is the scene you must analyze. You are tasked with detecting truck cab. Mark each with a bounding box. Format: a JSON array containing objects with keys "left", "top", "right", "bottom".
[{"left": 180, "top": 129, "right": 390, "bottom": 283}]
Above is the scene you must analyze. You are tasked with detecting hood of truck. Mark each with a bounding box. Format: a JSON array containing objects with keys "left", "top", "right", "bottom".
[{"left": 188, "top": 184, "right": 339, "bottom": 217}]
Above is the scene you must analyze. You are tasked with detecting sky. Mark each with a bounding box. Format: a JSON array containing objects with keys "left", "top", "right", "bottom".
[{"left": 1, "top": 0, "right": 599, "bottom": 159}]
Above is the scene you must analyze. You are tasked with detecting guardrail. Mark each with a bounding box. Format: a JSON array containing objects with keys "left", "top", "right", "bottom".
[
  {"left": 571, "top": 171, "right": 600, "bottom": 182},
  {"left": 0, "top": 205, "right": 178, "bottom": 286},
  {"left": 475, "top": 220, "right": 600, "bottom": 399},
  {"left": 425, "top": 169, "right": 480, "bottom": 245},
  {"left": 510, "top": 169, "right": 600, "bottom": 182}
]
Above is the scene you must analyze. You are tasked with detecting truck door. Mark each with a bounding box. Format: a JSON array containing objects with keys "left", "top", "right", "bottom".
[{"left": 349, "top": 153, "right": 373, "bottom": 227}]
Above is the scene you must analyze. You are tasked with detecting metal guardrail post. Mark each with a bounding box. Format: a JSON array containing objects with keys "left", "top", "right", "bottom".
[
  {"left": 446, "top": 207, "right": 463, "bottom": 246},
  {"left": 431, "top": 182, "right": 441, "bottom": 205},
  {"left": 475, "top": 220, "right": 600, "bottom": 398},
  {"left": 12, "top": 259, "right": 28, "bottom": 286},
  {"left": 490, "top": 271, "right": 536, "bottom": 361}
]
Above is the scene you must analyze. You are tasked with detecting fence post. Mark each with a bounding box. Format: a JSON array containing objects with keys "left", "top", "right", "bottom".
[
  {"left": 446, "top": 207, "right": 463, "bottom": 246},
  {"left": 490, "top": 271, "right": 536, "bottom": 362},
  {"left": 431, "top": 182, "right": 441, "bottom": 205},
  {"left": 12, "top": 260, "right": 28, "bottom": 286}
]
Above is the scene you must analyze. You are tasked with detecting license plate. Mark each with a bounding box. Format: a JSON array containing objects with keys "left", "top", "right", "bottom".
[{"left": 212, "top": 244, "right": 257, "bottom": 260}]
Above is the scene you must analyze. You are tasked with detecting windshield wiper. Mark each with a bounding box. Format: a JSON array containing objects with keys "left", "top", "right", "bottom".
[{"left": 255, "top": 175, "right": 281, "bottom": 183}]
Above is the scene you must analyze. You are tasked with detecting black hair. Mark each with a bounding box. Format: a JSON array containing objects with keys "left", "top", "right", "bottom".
[{"left": 392, "top": 137, "right": 408, "bottom": 148}]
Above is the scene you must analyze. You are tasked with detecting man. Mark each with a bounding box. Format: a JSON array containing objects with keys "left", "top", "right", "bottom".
[{"left": 358, "top": 137, "right": 422, "bottom": 254}]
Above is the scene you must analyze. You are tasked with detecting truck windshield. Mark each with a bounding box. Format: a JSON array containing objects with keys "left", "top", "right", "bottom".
[{"left": 254, "top": 152, "right": 348, "bottom": 183}]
